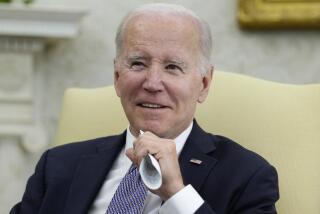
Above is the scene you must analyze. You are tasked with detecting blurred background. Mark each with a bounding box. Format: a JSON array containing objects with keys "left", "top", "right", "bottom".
[{"left": 0, "top": 0, "right": 319, "bottom": 213}]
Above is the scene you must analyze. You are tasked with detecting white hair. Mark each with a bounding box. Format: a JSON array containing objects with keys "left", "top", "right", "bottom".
[{"left": 115, "top": 3, "right": 213, "bottom": 74}]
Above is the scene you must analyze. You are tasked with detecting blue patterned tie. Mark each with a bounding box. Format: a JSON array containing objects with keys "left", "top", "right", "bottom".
[{"left": 106, "top": 165, "right": 148, "bottom": 214}]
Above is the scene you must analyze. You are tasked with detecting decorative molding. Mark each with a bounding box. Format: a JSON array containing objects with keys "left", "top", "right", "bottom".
[
  {"left": 0, "top": 124, "right": 47, "bottom": 152},
  {"left": 0, "top": 5, "right": 87, "bottom": 38},
  {"left": 0, "top": 53, "right": 32, "bottom": 94},
  {"left": 0, "top": 5, "right": 87, "bottom": 152},
  {"left": 0, "top": 101, "right": 33, "bottom": 123},
  {"left": 0, "top": 37, "right": 44, "bottom": 52},
  {"left": 238, "top": 0, "right": 320, "bottom": 29},
  {"left": 0, "top": 5, "right": 87, "bottom": 52}
]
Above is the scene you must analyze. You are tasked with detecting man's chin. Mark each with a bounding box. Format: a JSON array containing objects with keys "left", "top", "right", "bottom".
[{"left": 137, "top": 122, "right": 170, "bottom": 137}]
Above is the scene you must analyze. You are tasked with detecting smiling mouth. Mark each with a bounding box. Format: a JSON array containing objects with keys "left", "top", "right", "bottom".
[{"left": 138, "top": 103, "right": 167, "bottom": 109}]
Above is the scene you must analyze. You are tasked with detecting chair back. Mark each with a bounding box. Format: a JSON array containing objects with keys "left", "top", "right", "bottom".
[{"left": 54, "top": 71, "right": 320, "bottom": 214}]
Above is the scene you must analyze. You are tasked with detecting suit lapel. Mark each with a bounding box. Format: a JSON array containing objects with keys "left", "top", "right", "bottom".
[
  {"left": 179, "top": 121, "right": 218, "bottom": 192},
  {"left": 62, "top": 122, "right": 216, "bottom": 213},
  {"left": 63, "top": 132, "right": 126, "bottom": 214}
]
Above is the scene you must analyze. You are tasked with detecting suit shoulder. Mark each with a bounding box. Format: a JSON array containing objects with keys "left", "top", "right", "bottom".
[
  {"left": 209, "top": 134, "right": 272, "bottom": 169},
  {"left": 36, "top": 134, "right": 125, "bottom": 176},
  {"left": 48, "top": 134, "right": 124, "bottom": 158}
]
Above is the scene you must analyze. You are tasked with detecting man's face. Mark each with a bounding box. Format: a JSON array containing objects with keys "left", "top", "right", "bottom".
[{"left": 114, "top": 14, "right": 212, "bottom": 138}]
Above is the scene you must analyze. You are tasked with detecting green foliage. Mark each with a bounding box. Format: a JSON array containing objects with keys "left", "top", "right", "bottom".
[
  {"left": 0, "top": 0, "right": 12, "bottom": 3},
  {"left": 0, "top": 0, "right": 34, "bottom": 4},
  {"left": 23, "top": 0, "right": 33, "bottom": 4}
]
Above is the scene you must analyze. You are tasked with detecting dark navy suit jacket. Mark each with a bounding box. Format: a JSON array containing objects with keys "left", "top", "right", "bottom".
[{"left": 10, "top": 121, "right": 279, "bottom": 214}]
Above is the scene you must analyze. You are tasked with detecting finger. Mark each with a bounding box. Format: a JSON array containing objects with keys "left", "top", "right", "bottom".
[
  {"left": 134, "top": 140, "right": 159, "bottom": 159},
  {"left": 140, "top": 131, "right": 159, "bottom": 140},
  {"left": 126, "top": 147, "right": 150, "bottom": 166},
  {"left": 125, "top": 148, "right": 138, "bottom": 166},
  {"left": 135, "top": 147, "right": 149, "bottom": 162},
  {"left": 134, "top": 135, "right": 161, "bottom": 153},
  {"left": 154, "top": 153, "right": 162, "bottom": 160}
]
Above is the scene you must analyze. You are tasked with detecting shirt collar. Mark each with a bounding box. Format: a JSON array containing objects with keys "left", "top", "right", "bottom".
[{"left": 125, "top": 121, "right": 193, "bottom": 155}]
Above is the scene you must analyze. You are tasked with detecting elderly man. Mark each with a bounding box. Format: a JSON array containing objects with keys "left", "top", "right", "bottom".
[{"left": 11, "top": 3, "right": 279, "bottom": 214}]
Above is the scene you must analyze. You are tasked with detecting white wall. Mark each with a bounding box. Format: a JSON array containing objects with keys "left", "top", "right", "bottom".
[{"left": 1, "top": 0, "right": 319, "bottom": 213}]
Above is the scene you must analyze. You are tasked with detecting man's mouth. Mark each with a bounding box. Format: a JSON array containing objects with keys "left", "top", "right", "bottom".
[{"left": 138, "top": 103, "right": 166, "bottom": 109}]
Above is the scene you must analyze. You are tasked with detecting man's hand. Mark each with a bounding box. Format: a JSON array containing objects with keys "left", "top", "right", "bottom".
[{"left": 126, "top": 131, "right": 185, "bottom": 200}]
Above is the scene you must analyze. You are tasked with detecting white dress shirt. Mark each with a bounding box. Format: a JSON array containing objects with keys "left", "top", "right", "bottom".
[{"left": 88, "top": 122, "right": 204, "bottom": 214}]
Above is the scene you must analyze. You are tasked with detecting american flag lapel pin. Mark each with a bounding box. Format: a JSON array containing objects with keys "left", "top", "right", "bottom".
[{"left": 190, "top": 158, "right": 202, "bottom": 165}]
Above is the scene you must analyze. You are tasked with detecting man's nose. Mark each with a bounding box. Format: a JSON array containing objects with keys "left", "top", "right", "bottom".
[{"left": 142, "top": 65, "right": 164, "bottom": 93}]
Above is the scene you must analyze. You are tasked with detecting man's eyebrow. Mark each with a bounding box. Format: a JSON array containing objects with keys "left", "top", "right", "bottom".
[
  {"left": 127, "top": 53, "right": 148, "bottom": 61},
  {"left": 165, "top": 59, "right": 187, "bottom": 68}
]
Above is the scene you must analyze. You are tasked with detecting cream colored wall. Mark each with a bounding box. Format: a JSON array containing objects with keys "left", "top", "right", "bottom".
[{"left": 1, "top": 0, "right": 320, "bottom": 213}]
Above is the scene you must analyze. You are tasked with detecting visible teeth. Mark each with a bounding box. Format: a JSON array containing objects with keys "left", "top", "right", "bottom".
[{"left": 141, "top": 103, "right": 162, "bottom": 108}]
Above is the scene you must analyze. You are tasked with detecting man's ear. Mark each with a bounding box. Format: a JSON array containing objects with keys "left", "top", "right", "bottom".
[
  {"left": 197, "top": 65, "right": 214, "bottom": 103},
  {"left": 114, "top": 59, "right": 121, "bottom": 97}
]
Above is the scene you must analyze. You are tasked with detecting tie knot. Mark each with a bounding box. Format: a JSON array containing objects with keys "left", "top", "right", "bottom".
[{"left": 128, "top": 165, "right": 137, "bottom": 173}]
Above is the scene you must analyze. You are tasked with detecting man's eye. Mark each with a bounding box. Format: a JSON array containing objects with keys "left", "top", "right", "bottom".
[
  {"left": 130, "top": 61, "right": 145, "bottom": 70},
  {"left": 165, "top": 64, "right": 183, "bottom": 73}
]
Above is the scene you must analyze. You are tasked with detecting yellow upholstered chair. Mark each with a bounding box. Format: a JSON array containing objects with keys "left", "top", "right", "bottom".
[{"left": 54, "top": 71, "right": 320, "bottom": 214}]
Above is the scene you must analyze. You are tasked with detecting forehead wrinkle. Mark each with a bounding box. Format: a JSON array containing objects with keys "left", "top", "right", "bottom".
[
  {"left": 126, "top": 14, "right": 200, "bottom": 47},
  {"left": 121, "top": 16, "right": 200, "bottom": 69},
  {"left": 120, "top": 13, "right": 203, "bottom": 64}
]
